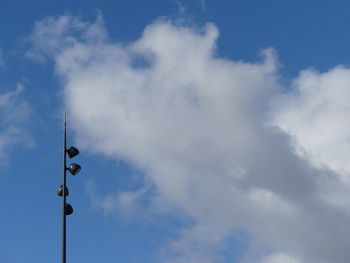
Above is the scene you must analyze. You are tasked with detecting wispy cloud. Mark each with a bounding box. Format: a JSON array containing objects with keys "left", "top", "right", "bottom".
[
  {"left": 0, "top": 48, "right": 5, "bottom": 67},
  {"left": 29, "top": 14, "right": 350, "bottom": 263},
  {"left": 0, "top": 83, "right": 32, "bottom": 164},
  {"left": 86, "top": 177, "right": 152, "bottom": 218},
  {"left": 199, "top": 0, "right": 207, "bottom": 13},
  {"left": 175, "top": 0, "right": 186, "bottom": 14}
]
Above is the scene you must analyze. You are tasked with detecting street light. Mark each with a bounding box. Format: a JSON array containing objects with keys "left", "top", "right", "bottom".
[
  {"left": 58, "top": 113, "right": 82, "bottom": 263},
  {"left": 57, "top": 185, "right": 69, "bottom": 196},
  {"left": 67, "top": 163, "right": 81, "bottom": 175},
  {"left": 67, "top": 146, "right": 79, "bottom": 158}
]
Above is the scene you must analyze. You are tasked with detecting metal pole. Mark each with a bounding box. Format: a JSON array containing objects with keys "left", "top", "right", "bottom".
[{"left": 62, "top": 113, "right": 67, "bottom": 263}]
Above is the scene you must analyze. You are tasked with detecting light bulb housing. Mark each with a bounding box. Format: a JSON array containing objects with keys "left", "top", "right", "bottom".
[
  {"left": 67, "top": 163, "right": 81, "bottom": 175},
  {"left": 67, "top": 146, "right": 79, "bottom": 158},
  {"left": 64, "top": 203, "right": 74, "bottom": 215},
  {"left": 57, "top": 185, "right": 69, "bottom": 196}
]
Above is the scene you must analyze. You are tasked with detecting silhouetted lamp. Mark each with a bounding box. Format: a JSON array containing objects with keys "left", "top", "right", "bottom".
[
  {"left": 67, "top": 146, "right": 79, "bottom": 158},
  {"left": 57, "top": 185, "right": 69, "bottom": 196},
  {"left": 67, "top": 163, "right": 81, "bottom": 175},
  {"left": 65, "top": 203, "right": 74, "bottom": 215}
]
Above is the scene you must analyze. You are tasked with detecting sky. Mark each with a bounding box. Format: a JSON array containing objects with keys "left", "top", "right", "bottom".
[{"left": 3, "top": 1, "right": 350, "bottom": 263}]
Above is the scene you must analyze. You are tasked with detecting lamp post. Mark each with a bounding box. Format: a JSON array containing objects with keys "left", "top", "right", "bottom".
[{"left": 58, "top": 113, "right": 81, "bottom": 263}]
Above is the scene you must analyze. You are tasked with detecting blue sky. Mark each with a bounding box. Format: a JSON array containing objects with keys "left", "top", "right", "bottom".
[{"left": 3, "top": 1, "right": 350, "bottom": 263}]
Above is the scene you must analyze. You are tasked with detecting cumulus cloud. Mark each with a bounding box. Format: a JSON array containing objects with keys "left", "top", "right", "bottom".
[
  {"left": 272, "top": 67, "right": 350, "bottom": 180},
  {"left": 29, "top": 14, "right": 350, "bottom": 263}
]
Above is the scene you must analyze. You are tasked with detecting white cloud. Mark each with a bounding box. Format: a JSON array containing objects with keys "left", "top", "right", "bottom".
[
  {"left": 272, "top": 67, "right": 350, "bottom": 181},
  {"left": 30, "top": 14, "right": 350, "bottom": 263}
]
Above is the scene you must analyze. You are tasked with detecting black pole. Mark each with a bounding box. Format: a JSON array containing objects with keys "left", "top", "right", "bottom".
[{"left": 62, "top": 113, "right": 67, "bottom": 263}]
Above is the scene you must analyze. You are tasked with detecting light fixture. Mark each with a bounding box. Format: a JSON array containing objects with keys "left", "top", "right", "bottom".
[
  {"left": 67, "top": 146, "right": 79, "bottom": 158},
  {"left": 67, "top": 163, "right": 81, "bottom": 175},
  {"left": 57, "top": 185, "right": 69, "bottom": 196},
  {"left": 65, "top": 203, "right": 74, "bottom": 215}
]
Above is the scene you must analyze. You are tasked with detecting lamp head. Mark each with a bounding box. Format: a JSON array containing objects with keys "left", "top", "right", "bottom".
[
  {"left": 67, "top": 163, "right": 81, "bottom": 175},
  {"left": 57, "top": 185, "right": 69, "bottom": 196},
  {"left": 64, "top": 203, "right": 74, "bottom": 215},
  {"left": 67, "top": 146, "right": 79, "bottom": 158}
]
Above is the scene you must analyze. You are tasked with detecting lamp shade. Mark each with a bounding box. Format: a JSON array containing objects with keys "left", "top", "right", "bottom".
[
  {"left": 67, "top": 146, "right": 79, "bottom": 158},
  {"left": 68, "top": 163, "right": 81, "bottom": 175},
  {"left": 64, "top": 203, "right": 74, "bottom": 215},
  {"left": 57, "top": 185, "right": 69, "bottom": 196}
]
